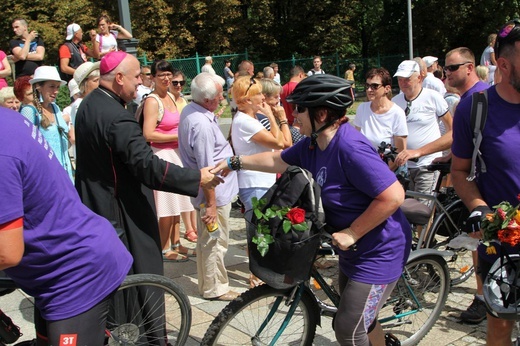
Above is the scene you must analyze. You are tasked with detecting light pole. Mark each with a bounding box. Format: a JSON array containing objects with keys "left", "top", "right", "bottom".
[
  {"left": 117, "top": 0, "right": 139, "bottom": 56},
  {"left": 407, "top": 0, "right": 413, "bottom": 59}
]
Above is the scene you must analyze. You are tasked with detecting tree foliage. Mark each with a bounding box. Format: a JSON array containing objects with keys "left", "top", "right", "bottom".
[{"left": 0, "top": 0, "right": 519, "bottom": 67}]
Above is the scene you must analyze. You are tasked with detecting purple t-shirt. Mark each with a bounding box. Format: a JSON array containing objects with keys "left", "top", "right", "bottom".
[
  {"left": 452, "top": 85, "right": 520, "bottom": 262},
  {"left": 0, "top": 109, "right": 132, "bottom": 320},
  {"left": 460, "top": 80, "right": 489, "bottom": 100},
  {"left": 281, "top": 123, "right": 411, "bottom": 284}
]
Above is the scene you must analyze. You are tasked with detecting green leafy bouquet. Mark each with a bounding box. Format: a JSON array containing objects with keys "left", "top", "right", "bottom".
[
  {"left": 481, "top": 195, "right": 520, "bottom": 253},
  {"left": 251, "top": 197, "right": 309, "bottom": 257}
]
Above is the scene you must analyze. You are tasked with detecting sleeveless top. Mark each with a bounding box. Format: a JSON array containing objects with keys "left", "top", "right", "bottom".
[
  {"left": 19, "top": 104, "right": 74, "bottom": 182},
  {"left": 151, "top": 108, "right": 180, "bottom": 150}
]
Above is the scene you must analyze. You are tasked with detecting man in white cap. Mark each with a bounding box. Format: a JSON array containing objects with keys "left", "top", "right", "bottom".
[
  {"left": 422, "top": 55, "right": 446, "bottom": 95},
  {"left": 58, "top": 23, "right": 95, "bottom": 82},
  {"left": 393, "top": 59, "right": 453, "bottom": 196}
]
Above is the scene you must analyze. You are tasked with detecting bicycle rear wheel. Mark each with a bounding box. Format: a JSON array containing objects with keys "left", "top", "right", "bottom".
[
  {"left": 201, "top": 285, "right": 319, "bottom": 346},
  {"left": 106, "top": 273, "right": 191, "bottom": 346},
  {"left": 426, "top": 199, "right": 474, "bottom": 285},
  {"left": 379, "top": 255, "right": 450, "bottom": 346}
]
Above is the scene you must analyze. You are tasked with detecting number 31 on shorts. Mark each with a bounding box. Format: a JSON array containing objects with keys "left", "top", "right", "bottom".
[{"left": 59, "top": 334, "right": 77, "bottom": 346}]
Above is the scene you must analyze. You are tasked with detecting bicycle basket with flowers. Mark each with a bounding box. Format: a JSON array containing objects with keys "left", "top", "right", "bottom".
[
  {"left": 252, "top": 197, "right": 310, "bottom": 257},
  {"left": 248, "top": 166, "right": 325, "bottom": 289}
]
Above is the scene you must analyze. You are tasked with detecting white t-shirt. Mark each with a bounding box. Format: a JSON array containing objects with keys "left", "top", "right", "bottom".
[
  {"left": 353, "top": 102, "right": 408, "bottom": 149},
  {"left": 392, "top": 88, "right": 449, "bottom": 168},
  {"left": 423, "top": 73, "right": 446, "bottom": 96},
  {"left": 96, "top": 31, "right": 118, "bottom": 53},
  {"left": 231, "top": 111, "right": 276, "bottom": 189},
  {"left": 480, "top": 46, "right": 494, "bottom": 66},
  {"left": 480, "top": 46, "right": 496, "bottom": 84},
  {"left": 274, "top": 73, "right": 281, "bottom": 84},
  {"left": 307, "top": 69, "right": 325, "bottom": 76},
  {"left": 201, "top": 64, "right": 216, "bottom": 75},
  {"left": 135, "top": 84, "right": 153, "bottom": 104}
]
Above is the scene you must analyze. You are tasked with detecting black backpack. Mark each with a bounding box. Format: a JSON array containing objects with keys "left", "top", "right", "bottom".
[{"left": 249, "top": 166, "right": 325, "bottom": 289}]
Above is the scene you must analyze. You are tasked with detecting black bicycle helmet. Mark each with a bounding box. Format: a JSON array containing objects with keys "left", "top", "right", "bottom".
[
  {"left": 286, "top": 74, "right": 353, "bottom": 149},
  {"left": 286, "top": 74, "right": 353, "bottom": 111}
]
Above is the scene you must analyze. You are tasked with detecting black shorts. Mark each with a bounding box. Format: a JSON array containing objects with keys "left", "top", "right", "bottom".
[{"left": 34, "top": 293, "right": 113, "bottom": 346}]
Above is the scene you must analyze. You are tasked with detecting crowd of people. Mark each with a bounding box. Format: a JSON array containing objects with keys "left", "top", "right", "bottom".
[{"left": 1, "top": 13, "right": 519, "bottom": 346}]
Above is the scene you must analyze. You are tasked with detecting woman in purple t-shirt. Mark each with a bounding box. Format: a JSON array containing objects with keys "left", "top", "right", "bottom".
[{"left": 214, "top": 74, "right": 411, "bottom": 345}]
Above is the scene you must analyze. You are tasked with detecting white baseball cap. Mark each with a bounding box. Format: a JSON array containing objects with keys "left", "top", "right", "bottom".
[
  {"left": 394, "top": 60, "right": 420, "bottom": 78},
  {"left": 423, "top": 56, "right": 438, "bottom": 68},
  {"left": 66, "top": 23, "right": 81, "bottom": 40}
]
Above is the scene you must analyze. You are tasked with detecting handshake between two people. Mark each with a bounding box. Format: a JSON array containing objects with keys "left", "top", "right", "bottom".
[{"left": 200, "top": 158, "right": 241, "bottom": 189}]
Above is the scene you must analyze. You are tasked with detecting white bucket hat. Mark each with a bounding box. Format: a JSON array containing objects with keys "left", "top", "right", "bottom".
[
  {"left": 68, "top": 79, "right": 80, "bottom": 97},
  {"left": 30, "top": 66, "right": 67, "bottom": 86},
  {"left": 73, "top": 61, "right": 100, "bottom": 86}
]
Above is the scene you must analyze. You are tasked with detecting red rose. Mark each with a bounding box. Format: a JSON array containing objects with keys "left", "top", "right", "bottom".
[{"left": 286, "top": 208, "right": 306, "bottom": 224}]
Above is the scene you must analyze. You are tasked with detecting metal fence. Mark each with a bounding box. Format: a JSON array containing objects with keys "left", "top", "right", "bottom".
[{"left": 136, "top": 51, "right": 411, "bottom": 94}]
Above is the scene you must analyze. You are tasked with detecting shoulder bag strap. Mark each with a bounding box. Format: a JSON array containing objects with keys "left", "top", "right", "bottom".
[{"left": 467, "top": 89, "right": 488, "bottom": 181}]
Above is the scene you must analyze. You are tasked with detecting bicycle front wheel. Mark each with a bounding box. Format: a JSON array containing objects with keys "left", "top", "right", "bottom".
[
  {"left": 201, "top": 285, "right": 319, "bottom": 346},
  {"left": 426, "top": 199, "right": 474, "bottom": 285},
  {"left": 106, "top": 274, "right": 191, "bottom": 346},
  {"left": 379, "top": 254, "right": 450, "bottom": 346}
]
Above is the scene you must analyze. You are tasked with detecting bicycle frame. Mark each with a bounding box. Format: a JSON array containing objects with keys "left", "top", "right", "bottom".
[
  {"left": 248, "top": 248, "right": 445, "bottom": 346},
  {"left": 406, "top": 190, "right": 459, "bottom": 252}
]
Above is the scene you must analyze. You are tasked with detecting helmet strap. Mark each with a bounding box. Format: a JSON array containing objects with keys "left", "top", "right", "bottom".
[{"left": 309, "top": 119, "right": 338, "bottom": 150}]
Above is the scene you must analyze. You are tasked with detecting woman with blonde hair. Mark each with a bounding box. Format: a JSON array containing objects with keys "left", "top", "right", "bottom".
[
  {"left": 20, "top": 66, "right": 73, "bottom": 181},
  {"left": 143, "top": 60, "right": 196, "bottom": 262},
  {"left": 232, "top": 76, "right": 287, "bottom": 286},
  {"left": 257, "top": 78, "right": 293, "bottom": 147},
  {"left": 0, "top": 87, "right": 19, "bottom": 111}
]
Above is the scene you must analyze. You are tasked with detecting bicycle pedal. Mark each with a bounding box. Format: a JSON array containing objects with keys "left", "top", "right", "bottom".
[{"left": 385, "top": 333, "right": 401, "bottom": 346}]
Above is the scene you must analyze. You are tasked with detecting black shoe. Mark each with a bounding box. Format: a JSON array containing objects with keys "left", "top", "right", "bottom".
[{"left": 460, "top": 296, "right": 487, "bottom": 323}]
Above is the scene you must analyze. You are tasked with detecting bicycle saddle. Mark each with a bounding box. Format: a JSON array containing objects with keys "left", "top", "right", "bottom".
[
  {"left": 426, "top": 163, "right": 451, "bottom": 174},
  {"left": 400, "top": 198, "right": 432, "bottom": 225}
]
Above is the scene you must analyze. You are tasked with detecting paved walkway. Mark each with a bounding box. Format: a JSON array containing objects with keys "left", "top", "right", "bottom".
[
  {"left": 1, "top": 206, "right": 497, "bottom": 345},
  {"left": 0, "top": 117, "right": 504, "bottom": 345}
]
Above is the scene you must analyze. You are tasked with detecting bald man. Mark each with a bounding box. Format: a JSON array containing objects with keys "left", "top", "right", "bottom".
[{"left": 75, "top": 51, "right": 221, "bottom": 278}]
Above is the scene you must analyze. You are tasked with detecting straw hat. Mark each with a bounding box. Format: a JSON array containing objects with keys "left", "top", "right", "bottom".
[{"left": 73, "top": 61, "right": 100, "bottom": 86}]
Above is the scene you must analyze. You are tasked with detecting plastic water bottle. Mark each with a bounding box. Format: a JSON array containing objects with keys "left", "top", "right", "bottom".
[{"left": 200, "top": 203, "right": 220, "bottom": 239}]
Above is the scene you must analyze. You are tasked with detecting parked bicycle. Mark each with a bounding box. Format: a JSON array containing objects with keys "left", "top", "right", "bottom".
[
  {"left": 401, "top": 162, "right": 473, "bottom": 286},
  {"left": 201, "top": 238, "right": 450, "bottom": 346},
  {"left": 0, "top": 273, "right": 191, "bottom": 346}
]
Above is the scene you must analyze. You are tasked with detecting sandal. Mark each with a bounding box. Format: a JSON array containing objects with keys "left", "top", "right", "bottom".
[
  {"left": 162, "top": 249, "right": 189, "bottom": 262},
  {"left": 249, "top": 273, "right": 264, "bottom": 289},
  {"left": 172, "top": 242, "right": 196, "bottom": 257},
  {"left": 184, "top": 229, "right": 198, "bottom": 243}
]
